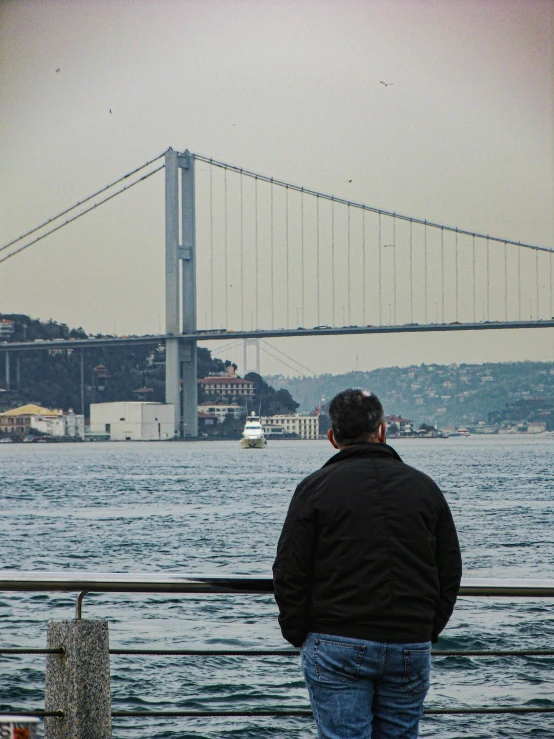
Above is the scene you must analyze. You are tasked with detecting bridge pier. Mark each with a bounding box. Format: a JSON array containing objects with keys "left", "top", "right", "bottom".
[
  {"left": 243, "top": 338, "right": 260, "bottom": 375},
  {"left": 4, "top": 350, "right": 10, "bottom": 391},
  {"left": 165, "top": 149, "right": 198, "bottom": 437},
  {"left": 80, "top": 349, "right": 85, "bottom": 417},
  {"left": 165, "top": 338, "right": 181, "bottom": 437}
]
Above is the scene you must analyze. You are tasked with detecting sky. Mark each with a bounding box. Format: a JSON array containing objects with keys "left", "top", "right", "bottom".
[{"left": 1, "top": 0, "right": 553, "bottom": 377}]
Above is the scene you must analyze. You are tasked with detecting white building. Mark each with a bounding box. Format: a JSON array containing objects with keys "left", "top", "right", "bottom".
[
  {"left": 261, "top": 414, "right": 319, "bottom": 440},
  {"left": 64, "top": 409, "right": 85, "bottom": 438},
  {"left": 527, "top": 422, "right": 547, "bottom": 434},
  {"left": 0, "top": 318, "right": 15, "bottom": 337},
  {"left": 0, "top": 404, "right": 65, "bottom": 437},
  {"left": 32, "top": 413, "right": 66, "bottom": 437},
  {"left": 90, "top": 402, "right": 175, "bottom": 441},
  {"left": 198, "top": 403, "right": 243, "bottom": 424},
  {"left": 385, "top": 415, "right": 414, "bottom": 436}
]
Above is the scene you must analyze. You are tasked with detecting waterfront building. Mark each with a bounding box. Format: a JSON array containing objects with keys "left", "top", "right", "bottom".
[
  {"left": 261, "top": 413, "right": 319, "bottom": 440},
  {"left": 198, "top": 377, "right": 255, "bottom": 401},
  {"left": 89, "top": 401, "right": 175, "bottom": 441},
  {"left": 198, "top": 403, "right": 244, "bottom": 423},
  {"left": 64, "top": 409, "right": 85, "bottom": 438},
  {"left": 0, "top": 404, "right": 66, "bottom": 437},
  {"left": 385, "top": 415, "right": 414, "bottom": 436},
  {"left": 526, "top": 422, "right": 547, "bottom": 434},
  {"left": 197, "top": 365, "right": 255, "bottom": 403}
]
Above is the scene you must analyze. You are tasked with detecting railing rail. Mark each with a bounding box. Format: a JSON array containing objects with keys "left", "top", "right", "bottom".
[
  {"left": 2, "top": 573, "right": 553, "bottom": 729},
  {"left": 1, "top": 571, "right": 554, "bottom": 595}
]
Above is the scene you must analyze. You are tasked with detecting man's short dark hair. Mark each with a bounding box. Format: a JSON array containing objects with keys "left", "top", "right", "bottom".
[{"left": 328, "top": 389, "right": 384, "bottom": 445}]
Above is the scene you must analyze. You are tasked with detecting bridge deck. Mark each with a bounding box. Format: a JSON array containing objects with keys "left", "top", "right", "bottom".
[{"left": 0, "top": 320, "right": 553, "bottom": 352}]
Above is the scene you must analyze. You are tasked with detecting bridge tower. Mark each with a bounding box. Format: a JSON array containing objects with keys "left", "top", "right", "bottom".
[
  {"left": 242, "top": 338, "right": 260, "bottom": 376},
  {"left": 165, "top": 149, "right": 198, "bottom": 437}
]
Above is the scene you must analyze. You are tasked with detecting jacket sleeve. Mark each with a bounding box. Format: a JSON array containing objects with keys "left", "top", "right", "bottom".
[
  {"left": 432, "top": 496, "right": 462, "bottom": 642},
  {"left": 272, "top": 479, "right": 318, "bottom": 647}
]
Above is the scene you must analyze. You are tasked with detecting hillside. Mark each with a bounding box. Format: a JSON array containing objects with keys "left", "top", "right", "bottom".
[
  {"left": 0, "top": 314, "right": 297, "bottom": 417},
  {"left": 268, "top": 361, "right": 554, "bottom": 428}
]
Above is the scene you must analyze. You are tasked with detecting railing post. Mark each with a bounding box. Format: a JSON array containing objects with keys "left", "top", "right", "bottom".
[{"left": 45, "top": 620, "right": 111, "bottom": 739}]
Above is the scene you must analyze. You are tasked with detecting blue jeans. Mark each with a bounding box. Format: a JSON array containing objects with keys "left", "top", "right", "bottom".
[{"left": 301, "top": 633, "right": 431, "bottom": 739}]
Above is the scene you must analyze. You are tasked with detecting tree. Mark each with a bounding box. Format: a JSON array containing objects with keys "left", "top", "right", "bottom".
[
  {"left": 419, "top": 423, "right": 435, "bottom": 432},
  {"left": 244, "top": 372, "right": 299, "bottom": 415}
]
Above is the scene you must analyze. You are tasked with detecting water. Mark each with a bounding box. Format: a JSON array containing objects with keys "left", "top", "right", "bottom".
[{"left": 1, "top": 437, "right": 553, "bottom": 738}]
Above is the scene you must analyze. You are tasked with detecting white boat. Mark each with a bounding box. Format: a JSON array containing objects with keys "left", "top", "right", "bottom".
[{"left": 240, "top": 412, "right": 266, "bottom": 449}]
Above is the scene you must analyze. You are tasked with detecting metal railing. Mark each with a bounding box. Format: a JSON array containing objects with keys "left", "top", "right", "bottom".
[{"left": 1, "top": 572, "right": 553, "bottom": 724}]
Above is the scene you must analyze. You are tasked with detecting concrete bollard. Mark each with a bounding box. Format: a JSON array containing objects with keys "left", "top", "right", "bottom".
[{"left": 45, "top": 620, "right": 111, "bottom": 739}]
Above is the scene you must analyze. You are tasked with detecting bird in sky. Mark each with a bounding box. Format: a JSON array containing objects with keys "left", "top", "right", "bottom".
[
  {"left": 380, "top": 80, "right": 393, "bottom": 86},
  {"left": 109, "top": 109, "right": 112, "bottom": 114},
  {"left": 55, "top": 68, "right": 60, "bottom": 73},
  {"left": 347, "top": 179, "right": 352, "bottom": 183}
]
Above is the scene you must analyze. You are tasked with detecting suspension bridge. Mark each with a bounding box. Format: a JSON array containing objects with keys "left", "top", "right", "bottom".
[{"left": 1, "top": 148, "right": 553, "bottom": 436}]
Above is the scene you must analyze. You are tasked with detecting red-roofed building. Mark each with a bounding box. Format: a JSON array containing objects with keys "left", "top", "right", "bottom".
[
  {"left": 385, "top": 415, "right": 414, "bottom": 436},
  {"left": 198, "top": 376, "right": 255, "bottom": 401}
]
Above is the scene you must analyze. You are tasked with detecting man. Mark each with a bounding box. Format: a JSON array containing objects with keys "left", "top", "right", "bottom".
[{"left": 273, "top": 389, "right": 462, "bottom": 739}]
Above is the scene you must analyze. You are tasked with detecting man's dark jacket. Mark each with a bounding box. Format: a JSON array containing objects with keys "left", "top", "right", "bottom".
[{"left": 272, "top": 443, "right": 462, "bottom": 647}]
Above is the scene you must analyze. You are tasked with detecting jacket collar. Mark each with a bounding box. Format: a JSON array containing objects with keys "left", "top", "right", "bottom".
[{"left": 323, "top": 442, "right": 403, "bottom": 468}]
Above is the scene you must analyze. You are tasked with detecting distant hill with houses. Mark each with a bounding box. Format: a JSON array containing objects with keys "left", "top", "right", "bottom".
[{"left": 267, "top": 361, "right": 554, "bottom": 429}]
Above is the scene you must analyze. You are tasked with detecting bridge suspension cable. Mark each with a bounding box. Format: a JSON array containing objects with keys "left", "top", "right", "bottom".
[
  {"left": 240, "top": 174, "right": 244, "bottom": 330},
  {"left": 504, "top": 241, "right": 508, "bottom": 322},
  {"left": 410, "top": 220, "right": 414, "bottom": 323},
  {"left": 193, "top": 152, "right": 553, "bottom": 334},
  {"left": 0, "top": 160, "right": 165, "bottom": 264},
  {"left": 0, "top": 150, "right": 167, "bottom": 256},
  {"left": 518, "top": 247, "right": 522, "bottom": 320},
  {"left": 0, "top": 164, "right": 164, "bottom": 266},
  {"left": 193, "top": 153, "right": 553, "bottom": 254},
  {"left": 550, "top": 253, "right": 554, "bottom": 316},
  {"left": 301, "top": 189, "right": 305, "bottom": 326},
  {"left": 316, "top": 195, "right": 321, "bottom": 326},
  {"left": 441, "top": 228, "right": 445, "bottom": 324},
  {"left": 255, "top": 177, "right": 259, "bottom": 330},
  {"left": 378, "top": 212, "right": 382, "bottom": 325},
  {"left": 472, "top": 234, "right": 476, "bottom": 323},
  {"left": 361, "top": 208, "right": 365, "bottom": 326},
  {"left": 424, "top": 222, "right": 428, "bottom": 325},
  {"left": 332, "top": 200, "right": 336, "bottom": 327},
  {"left": 393, "top": 215, "right": 397, "bottom": 325},
  {"left": 271, "top": 181, "right": 275, "bottom": 329},
  {"left": 260, "top": 339, "right": 317, "bottom": 376},
  {"left": 224, "top": 168, "right": 229, "bottom": 329},
  {"left": 347, "top": 204, "right": 351, "bottom": 326},
  {"left": 535, "top": 247, "right": 539, "bottom": 316},
  {"left": 210, "top": 164, "right": 214, "bottom": 329},
  {"left": 285, "top": 187, "right": 290, "bottom": 329}
]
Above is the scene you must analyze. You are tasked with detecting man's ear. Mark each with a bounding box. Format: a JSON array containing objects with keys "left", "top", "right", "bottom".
[
  {"left": 377, "top": 422, "right": 387, "bottom": 444},
  {"left": 327, "top": 428, "right": 340, "bottom": 449}
]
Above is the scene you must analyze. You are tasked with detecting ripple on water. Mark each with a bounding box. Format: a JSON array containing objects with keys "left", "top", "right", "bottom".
[{"left": 1, "top": 437, "right": 553, "bottom": 738}]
